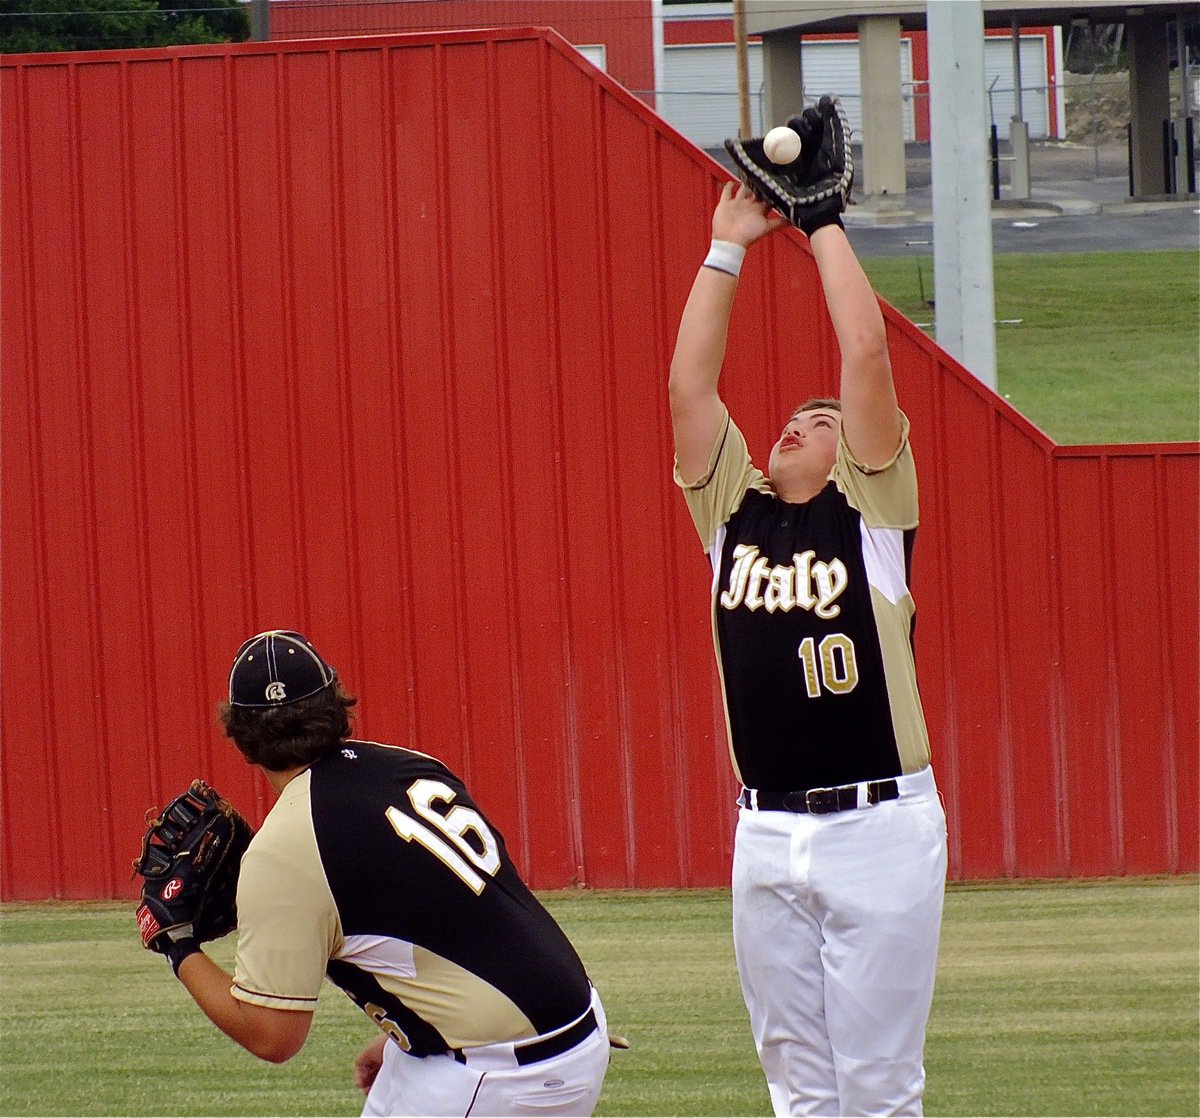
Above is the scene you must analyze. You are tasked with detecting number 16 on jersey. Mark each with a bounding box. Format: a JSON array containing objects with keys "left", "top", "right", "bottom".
[{"left": 385, "top": 778, "right": 501, "bottom": 894}]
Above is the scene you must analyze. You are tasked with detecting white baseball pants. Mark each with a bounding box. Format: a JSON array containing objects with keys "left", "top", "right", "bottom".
[
  {"left": 360, "top": 987, "right": 610, "bottom": 1117},
  {"left": 732, "top": 766, "right": 947, "bottom": 1117}
]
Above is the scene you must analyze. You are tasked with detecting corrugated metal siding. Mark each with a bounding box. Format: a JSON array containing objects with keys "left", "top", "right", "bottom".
[
  {"left": 268, "top": 1, "right": 655, "bottom": 95},
  {"left": 2, "top": 29, "right": 1196, "bottom": 900}
]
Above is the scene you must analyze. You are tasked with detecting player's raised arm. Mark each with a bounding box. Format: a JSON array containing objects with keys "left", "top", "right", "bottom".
[
  {"left": 669, "top": 182, "right": 784, "bottom": 483},
  {"left": 809, "top": 223, "right": 903, "bottom": 467},
  {"left": 722, "top": 94, "right": 901, "bottom": 468}
]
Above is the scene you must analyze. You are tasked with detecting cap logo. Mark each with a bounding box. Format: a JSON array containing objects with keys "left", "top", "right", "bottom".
[{"left": 229, "top": 630, "right": 336, "bottom": 707}]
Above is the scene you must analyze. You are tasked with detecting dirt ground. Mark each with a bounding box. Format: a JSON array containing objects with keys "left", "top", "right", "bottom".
[
  {"left": 894, "top": 71, "right": 1137, "bottom": 188},
  {"left": 894, "top": 137, "right": 1129, "bottom": 191},
  {"left": 1062, "top": 69, "right": 1133, "bottom": 144},
  {"left": 891, "top": 68, "right": 1194, "bottom": 188}
]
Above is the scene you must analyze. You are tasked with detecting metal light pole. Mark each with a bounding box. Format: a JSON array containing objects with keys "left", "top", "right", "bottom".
[
  {"left": 250, "top": 0, "right": 269, "bottom": 42},
  {"left": 928, "top": 0, "right": 997, "bottom": 388}
]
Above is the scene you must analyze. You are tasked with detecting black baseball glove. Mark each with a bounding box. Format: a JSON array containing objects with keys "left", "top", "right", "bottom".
[
  {"left": 724, "top": 95, "right": 854, "bottom": 237},
  {"left": 132, "top": 779, "right": 254, "bottom": 971}
]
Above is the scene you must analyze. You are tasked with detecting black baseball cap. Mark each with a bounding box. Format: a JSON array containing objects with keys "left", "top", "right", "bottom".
[{"left": 228, "top": 630, "right": 337, "bottom": 708}]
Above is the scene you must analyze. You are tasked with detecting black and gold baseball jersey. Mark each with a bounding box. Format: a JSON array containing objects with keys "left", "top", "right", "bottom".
[
  {"left": 231, "top": 742, "right": 591, "bottom": 1054},
  {"left": 676, "top": 409, "right": 931, "bottom": 792}
]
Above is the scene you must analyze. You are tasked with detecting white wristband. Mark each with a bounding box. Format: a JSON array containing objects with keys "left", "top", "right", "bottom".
[{"left": 702, "top": 239, "right": 746, "bottom": 278}]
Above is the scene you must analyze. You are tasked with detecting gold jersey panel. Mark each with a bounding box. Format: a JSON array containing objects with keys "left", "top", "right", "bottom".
[{"left": 232, "top": 771, "right": 339, "bottom": 1011}]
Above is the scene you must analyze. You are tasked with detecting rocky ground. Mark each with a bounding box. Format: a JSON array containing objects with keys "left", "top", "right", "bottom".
[
  {"left": 878, "top": 137, "right": 1128, "bottom": 192},
  {"left": 890, "top": 70, "right": 1174, "bottom": 190},
  {"left": 1062, "top": 69, "right": 1133, "bottom": 144}
]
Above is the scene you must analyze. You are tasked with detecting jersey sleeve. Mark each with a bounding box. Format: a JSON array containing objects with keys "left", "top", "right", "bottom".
[
  {"left": 231, "top": 772, "right": 342, "bottom": 1012},
  {"left": 832, "top": 411, "right": 918, "bottom": 529},
  {"left": 674, "top": 409, "right": 772, "bottom": 552}
]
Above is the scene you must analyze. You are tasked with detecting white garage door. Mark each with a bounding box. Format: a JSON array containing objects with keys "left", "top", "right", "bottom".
[
  {"left": 796, "top": 39, "right": 915, "bottom": 141},
  {"left": 661, "top": 39, "right": 914, "bottom": 149},
  {"left": 660, "top": 35, "right": 1054, "bottom": 148},
  {"left": 659, "top": 42, "right": 766, "bottom": 147},
  {"left": 984, "top": 34, "right": 1050, "bottom": 138}
]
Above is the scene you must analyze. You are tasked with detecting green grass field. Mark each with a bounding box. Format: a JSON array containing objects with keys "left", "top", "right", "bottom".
[
  {"left": 1, "top": 879, "right": 1196, "bottom": 1116},
  {"left": 861, "top": 250, "right": 1199, "bottom": 445}
]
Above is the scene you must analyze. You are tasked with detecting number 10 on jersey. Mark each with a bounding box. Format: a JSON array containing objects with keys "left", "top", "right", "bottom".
[{"left": 798, "top": 633, "right": 859, "bottom": 698}]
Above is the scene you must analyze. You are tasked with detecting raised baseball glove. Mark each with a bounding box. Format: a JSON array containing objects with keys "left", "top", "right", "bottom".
[
  {"left": 132, "top": 779, "right": 254, "bottom": 968},
  {"left": 724, "top": 95, "right": 854, "bottom": 236}
]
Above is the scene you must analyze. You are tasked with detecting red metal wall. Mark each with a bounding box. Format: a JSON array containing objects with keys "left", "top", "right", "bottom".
[
  {"left": 269, "top": 0, "right": 657, "bottom": 101},
  {"left": 2, "top": 29, "right": 1196, "bottom": 900}
]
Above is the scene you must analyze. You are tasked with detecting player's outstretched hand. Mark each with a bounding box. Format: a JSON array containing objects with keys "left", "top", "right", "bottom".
[
  {"left": 711, "top": 181, "right": 787, "bottom": 249},
  {"left": 724, "top": 94, "right": 854, "bottom": 237}
]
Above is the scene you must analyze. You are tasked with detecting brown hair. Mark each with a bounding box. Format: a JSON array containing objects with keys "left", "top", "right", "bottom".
[
  {"left": 791, "top": 397, "right": 841, "bottom": 418},
  {"left": 218, "top": 682, "right": 357, "bottom": 771}
]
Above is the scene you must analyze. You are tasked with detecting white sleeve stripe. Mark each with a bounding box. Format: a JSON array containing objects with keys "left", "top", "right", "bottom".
[{"left": 859, "top": 521, "right": 909, "bottom": 604}]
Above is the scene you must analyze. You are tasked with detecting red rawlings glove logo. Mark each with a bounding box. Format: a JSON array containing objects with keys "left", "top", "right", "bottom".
[
  {"left": 160, "top": 877, "right": 184, "bottom": 900},
  {"left": 136, "top": 903, "right": 161, "bottom": 945}
]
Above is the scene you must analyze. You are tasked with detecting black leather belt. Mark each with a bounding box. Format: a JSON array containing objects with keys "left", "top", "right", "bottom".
[
  {"left": 453, "top": 1006, "right": 598, "bottom": 1067},
  {"left": 739, "top": 779, "right": 899, "bottom": 815}
]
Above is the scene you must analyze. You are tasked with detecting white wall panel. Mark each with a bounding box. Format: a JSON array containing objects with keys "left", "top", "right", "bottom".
[
  {"left": 662, "top": 39, "right": 914, "bottom": 148},
  {"left": 660, "top": 42, "right": 765, "bottom": 145},
  {"left": 984, "top": 34, "right": 1050, "bottom": 138}
]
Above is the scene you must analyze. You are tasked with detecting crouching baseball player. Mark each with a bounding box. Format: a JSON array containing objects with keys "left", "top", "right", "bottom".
[
  {"left": 669, "top": 97, "right": 948, "bottom": 1115},
  {"left": 133, "top": 630, "right": 612, "bottom": 1117}
]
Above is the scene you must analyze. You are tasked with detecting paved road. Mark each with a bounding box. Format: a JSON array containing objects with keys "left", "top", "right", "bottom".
[{"left": 846, "top": 205, "right": 1199, "bottom": 256}]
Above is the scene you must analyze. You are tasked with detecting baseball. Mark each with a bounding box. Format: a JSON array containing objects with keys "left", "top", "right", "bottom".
[{"left": 763, "top": 125, "right": 802, "bottom": 165}]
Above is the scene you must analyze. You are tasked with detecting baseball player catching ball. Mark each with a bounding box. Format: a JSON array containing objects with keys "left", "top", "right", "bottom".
[
  {"left": 135, "top": 630, "right": 612, "bottom": 1117},
  {"left": 669, "top": 98, "right": 948, "bottom": 1116}
]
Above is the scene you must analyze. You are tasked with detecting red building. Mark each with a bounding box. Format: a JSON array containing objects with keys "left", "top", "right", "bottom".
[{"left": 267, "top": 1, "right": 1063, "bottom": 143}]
